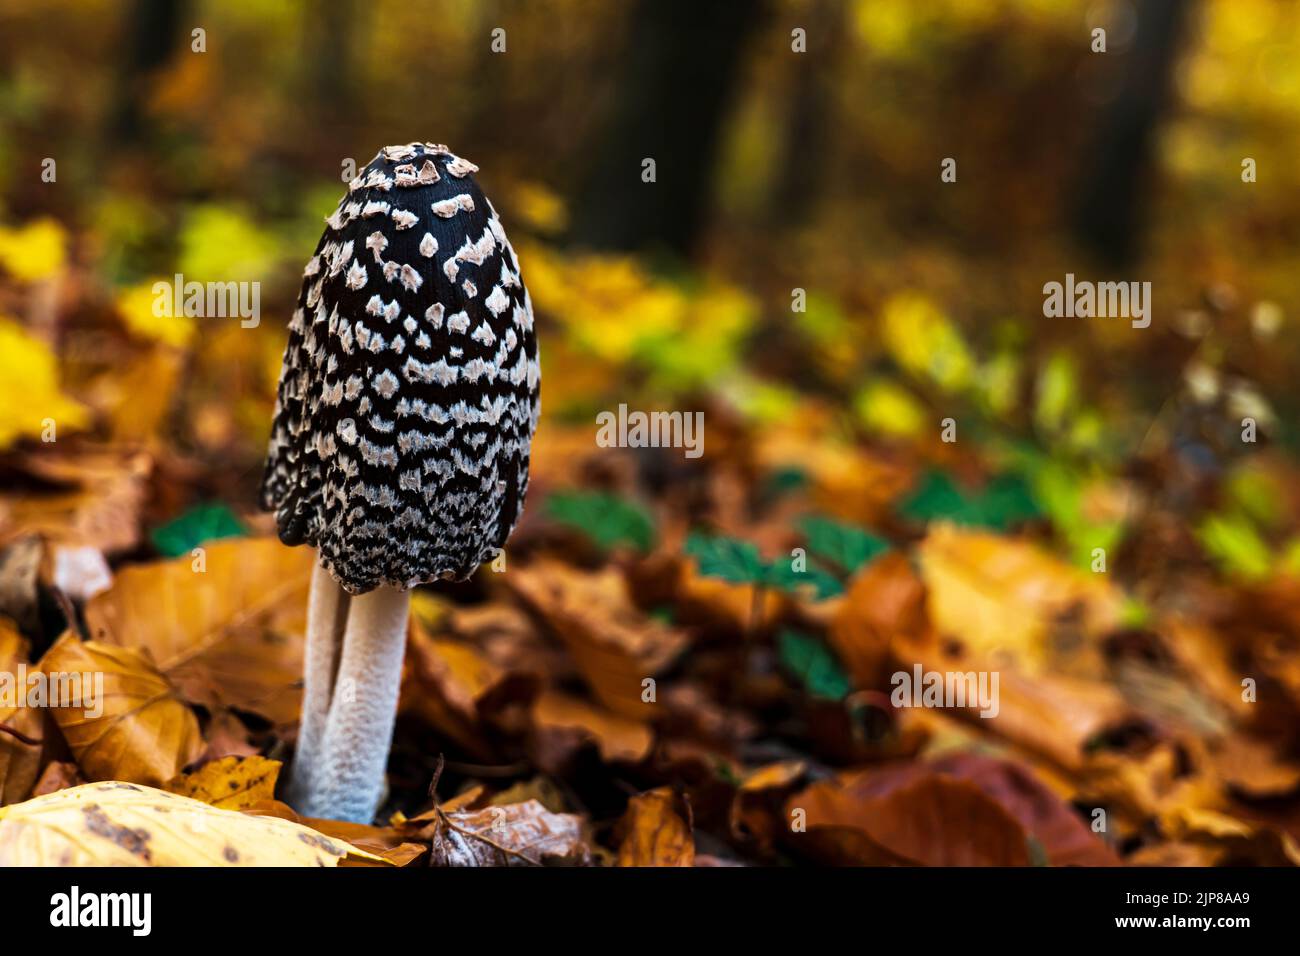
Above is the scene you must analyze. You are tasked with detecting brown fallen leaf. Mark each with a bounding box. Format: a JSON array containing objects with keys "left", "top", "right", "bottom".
[
  {"left": 0, "top": 781, "right": 380, "bottom": 866},
  {"left": 31, "top": 761, "right": 82, "bottom": 797},
  {"left": 165, "top": 755, "right": 281, "bottom": 810},
  {"left": 616, "top": 787, "right": 695, "bottom": 867},
  {"left": 829, "top": 551, "right": 929, "bottom": 689},
  {"left": 0, "top": 618, "right": 42, "bottom": 805},
  {"left": 790, "top": 770, "right": 1032, "bottom": 866},
  {"left": 0, "top": 449, "right": 152, "bottom": 554},
  {"left": 730, "top": 761, "right": 807, "bottom": 854},
  {"left": 532, "top": 690, "right": 654, "bottom": 766},
  {"left": 508, "top": 560, "right": 687, "bottom": 719},
  {"left": 39, "top": 633, "right": 202, "bottom": 787},
  {"left": 83, "top": 536, "right": 314, "bottom": 724},
  {"left": 427, "top": 798, "right": 591, "bottom": 866}
]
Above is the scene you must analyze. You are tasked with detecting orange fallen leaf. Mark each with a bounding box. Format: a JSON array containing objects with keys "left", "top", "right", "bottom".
[
  {"left": 84, "top": 536, "right": 313, "bottom": 724},
  {"left": 508, "top": 560, "right": 687, "bottom": 719},
  {"left": 39, "top": 634, "right": 202, "bottom": 787},
  {"left": 616, "top": 787, "right": 695, "bottom": 866}
]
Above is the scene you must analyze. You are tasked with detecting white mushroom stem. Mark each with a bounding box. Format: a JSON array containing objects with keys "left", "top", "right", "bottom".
[
  {"left": 296, "top": 585, "right": 411, "bottom": 823},
  {"left": 287, "top": 558, "right": 349, "bottom": 808}
]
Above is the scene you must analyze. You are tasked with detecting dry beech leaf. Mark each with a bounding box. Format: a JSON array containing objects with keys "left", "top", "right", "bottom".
[
  {"left": 0, "top": 781, "right": 382, "bottom": 866},
  {"left": 508, "top": 560, "right": 687, "bottom": 719},
  {"left": 532, "top": 690, "right": 653, "bottom": 764},
  {"left": 829, "top": 552, "right": 929, "bottom": 688},
  {"left": 791, "top": 771, "right": 1031, "bottom": 866},
  {"left": 83, "top": 536, "right": 314, "bottom": 724},
  {"left": 401, "top": 623, "right": 509, "bottom": 755},
  {"left": 165, "top": 755, "right": 281, "bottom": 810},
  {"left": 0, "top": 450, "right": 152, "bottom": 554},
  {"left": 0, "top": 618, "right": 42, "bottom": 805},
  {"left": 40, "top": 634, "right": 201, "bottom": 788},
  {"left": 616, "top": 787, "right": 695, "bottom": 866},
  {"left": 241, "top": 799, "right": 425, "bottom": 867},
  {"left": 917, "top": 524, "right": 1125, "bottom": 670},
  {"left": 428, "top": 798, "right": 591, "bottom": 866}
]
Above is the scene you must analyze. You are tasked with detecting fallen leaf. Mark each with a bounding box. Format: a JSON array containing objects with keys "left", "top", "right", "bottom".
[
  {"left": 83, "top": 536, "right": 313, "bottom": 724},
  {"left": 165, "top": 755, "right": 281, "bottom": 810},
  {"left": 0, "top": 781, "right": 379, "bottom": 866},
  {"left": 790, "top": 770, "right": 1032, "bottom": 866},
  {"left": 428, "top": 798, "right": 591, "bottom": 866},
  {"left": 40, "top": 633, "right": 202, "bottom": 787},
  {"left": 532, "top": 690, "right": 654, "bottom": 764},
  {"left": 917, "top": 524, "right": 1125, "bottom": 670},
  {"left": 508, "top": 560, "right": 687, "bottom": 718},
  {"left": 616, "top": 788, "right": 695, "bottom": 866},
  {"left": 0, "top": 618, "right": 42, "bottom": 805}
]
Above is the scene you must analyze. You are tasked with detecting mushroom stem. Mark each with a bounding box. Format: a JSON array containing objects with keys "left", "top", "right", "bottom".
[
  {"left": 296, "top": 585, "right": 411, "bottom": 823},
  {"left": 288, "top": 557, "right": 349, "bottom": 808}
]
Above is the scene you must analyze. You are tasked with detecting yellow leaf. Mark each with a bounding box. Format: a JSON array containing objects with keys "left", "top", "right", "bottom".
[
  {"left": 115, "top": 280, "right": 196, "bottom": 348},
  {"left": 164, "top": 755, "right": 281, "bottom": 810},
  {"left": 0, "top": 781, "right": 379, "bottom": 866},
  {"left": 880, "top": 292, "right": 973, "bottom": 392},
  {"left": 0, "top": 317, "right": 89, "bottom": 450},
  {"left": 917, "top": 524, "right": 1125, "bottom": 671},
  {"left": 0, "top": 218, "right": 66, "bottom": 282}
]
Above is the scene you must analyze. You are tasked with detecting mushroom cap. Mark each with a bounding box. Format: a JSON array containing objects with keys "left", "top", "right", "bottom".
[{"left": 261, "top": 143, "right": 540, "bottom": 594}]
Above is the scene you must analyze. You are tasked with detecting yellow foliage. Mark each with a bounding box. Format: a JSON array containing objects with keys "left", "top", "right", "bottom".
[
  {"left": 116, "top": 280, "right": 196, "bottom": 348},
  {"left": 0, "top": 317, "right": 89, "bottom": 449},
  {"left": 880, "top": 291, "right": 974, "bottom": 392},
  {"left": 521, "top": 241, "right": 754, "bottom": 388},
  {"left": 855, "top": 379, "right": 926, "bottom": 437},
  {"left": 0, "top": 218, "right": 66, "bottom": 282}
]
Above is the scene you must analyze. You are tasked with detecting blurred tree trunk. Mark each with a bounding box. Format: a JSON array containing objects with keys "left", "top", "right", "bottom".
[
  {"left": 109, "top": 0, "right": 189, "bottom": 145},
  {"left": 305, "top": 0, "right": 357, "bottom": 134},
  {"left": 1069, "top": 0, "right": 1197, "bottom": 268},
  {"left": 572, "top": 0, "right": 767, "bottom": 256},
  {"left": 767, "top": 0, "right": 848, "bottom": 229}
]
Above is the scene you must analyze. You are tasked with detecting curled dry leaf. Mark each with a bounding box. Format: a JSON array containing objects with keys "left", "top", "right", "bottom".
[
  {"left": 83, "top": 536, "right": 314, "bottom": 724},
  {"left": 40, "top": 633, "right": 201, "bottom": 788},
  {"left": 616, "top": 787, "right": 695, "bottom": 867},
  {"left": 428, "top": 798, "right": 591, "bottom": 866},
  {"left": 0, "top": 618, "right": 42, "bottom": 805},
  {"left": 164, "top": 755, "right": 281, "bottom": 810},
  {"left": 0, "top": 781, "right": 382, "bottom": 866},
  {"left": 508, "top": 560, "right": 687, "bottom": 719}
]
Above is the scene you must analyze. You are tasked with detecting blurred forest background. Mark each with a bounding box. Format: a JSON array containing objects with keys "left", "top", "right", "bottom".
[{"left": 2, "top": 0, "right": 1300, "bottom": 866}]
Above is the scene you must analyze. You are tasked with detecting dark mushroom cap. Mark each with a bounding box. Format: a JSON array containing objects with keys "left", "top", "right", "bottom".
[{"left": 261, "top": 143, "right": 540, "bottom": 594}]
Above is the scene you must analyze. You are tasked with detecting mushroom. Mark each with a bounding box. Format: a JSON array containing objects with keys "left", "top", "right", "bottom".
[{"left": 260, "top": 143, "right": 540, "bottom": 822}]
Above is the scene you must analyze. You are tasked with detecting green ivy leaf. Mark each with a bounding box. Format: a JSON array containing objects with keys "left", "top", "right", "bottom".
[
  {"left": 899, "top": 470, "right": 1040, "bottom": 531},
  {"left": 150, "top": 502, "right": 246, "bottom": 558},
  {"left": 777, "top": 629, "right": 851, "bottom": 700},
  {"left": 545, "top": 491, "right": 655, "bottom": 553},
  {"left": 765, "top": 559, "right": 844, "bottom": 599},
  {"left": 684, "top": 533, "right": 767, "bottom": 585},
  {"left": 800, "top": 515, "right": 890, "bottom": 574}
]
